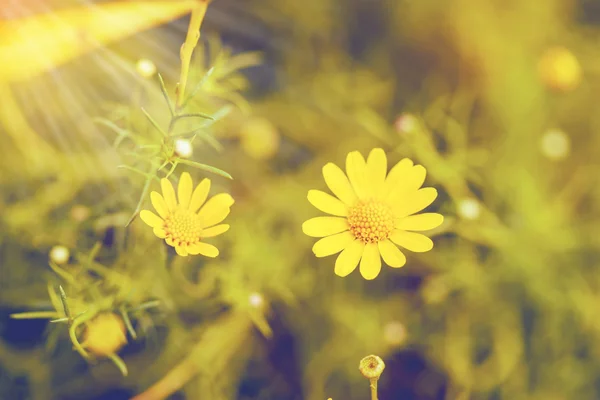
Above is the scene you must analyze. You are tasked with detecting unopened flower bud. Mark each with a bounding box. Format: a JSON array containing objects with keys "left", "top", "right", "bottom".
[
  {"left": 83, "top": 313, "right": 127, "bottom": 357},
  {"left": 174, "top": 138, "right": 193, "bottom": 158},
  {"left": 538, "top": 46, "right": 581, "bottom": 92},
  {"left": 359, "top": 354, "right": 385, "bottom": 380},
  {"left": 49, "top": 245, "right": 70, "bottom": 265}
]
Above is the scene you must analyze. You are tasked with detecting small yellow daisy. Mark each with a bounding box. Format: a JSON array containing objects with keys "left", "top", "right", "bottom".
[
  {"left": 302, "top": 148, "right": 443, "bottom": 280},
  {"left": 140, "top": 172, "right": 234, "bottom": 257}
]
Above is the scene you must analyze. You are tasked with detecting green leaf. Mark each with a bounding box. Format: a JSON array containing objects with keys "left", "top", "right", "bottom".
[
  {"left": 174, "top": 112, "right": 214, "bottom": 121},
  {"left": 158, "top": 73, "right": 174, "bottom": 117},
  {"left": 141, "top": 107, "right": 167, "bottom": 137},
  {"left": 177, "top": 159, "right": 232, "bottom": 179}
]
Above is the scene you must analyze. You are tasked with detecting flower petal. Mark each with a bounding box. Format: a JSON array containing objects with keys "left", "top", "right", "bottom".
[
  {"left": 189, "top": 178, "right": 211, "bottom": 212},
  {"left": 366, "top": 148, "right": 387, "bottom": 197},
  {"left": 307, "top": 190, "right": 348, "bottom": 217},
  {"left": 397, "top": 213, "right": 444, "bottom": 231},
  {"left": 359, "top": 242, "right": 382, "bottom": 280},
  {"left": 188, "top": 242, "right": 219, "bottom": 257},
  {"left": 346, "top": 151, "right": 369, "bottom": 199},
  {"left": 140, "top": 210, "right": 163, "bottom": 228},
  {"left": 198, "top": 193, "right": 235, "bottom": 228},
  {"left": 150, "top": 191, "right": 169, "bottom": 218},
  {"left": 161, "top": 178, "right": 177, "bottom": 210},
  {"left": 390, "top": 230, "right": 434, "bottom": 252},
  {"left": 322, "top": 162, "right": 358, "bottom": 205},
  {"left": 383, "top": 158, "right": 413, "bottom": 199},
  {"left": 312, "top": 231, "right": 355, "bottom": 257},
  {"left": 166, "top": 237, "right": 176, "bottom": 247},
  {"left": 334, "top": 240, "right": 365, "bottom": 277},
  {"left": 178, "top": 172, "right": 193, "bottom": 209},
  {"left": 378, "top": 239, "right": 407, "bottom": 268},
  {"left": 201, "top": 224, "right": 229, "bottom": 238},
  {"left": 302, "top": 216, "right": 349, "bottom": 237},
  {"left": 395, "top": 187, "right": 438, "bottom": 217},
  {"left": 175, "top": 246, "right": 188, "bottom": 256},
  {"left": 153, "top": 227, "right": 167, "bottom": 238}
]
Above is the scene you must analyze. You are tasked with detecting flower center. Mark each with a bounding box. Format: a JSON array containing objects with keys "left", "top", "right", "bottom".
[
  {"left": 348, "top": 200, "right": 394, "bottom": 243},
  {"left": 163, "top": 207, "right": 203, "bottom": 247}
]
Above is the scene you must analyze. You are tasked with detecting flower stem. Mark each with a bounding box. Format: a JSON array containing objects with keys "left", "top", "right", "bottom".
[
  {"left": 370, "top": 378, "right": 379, "bottom": 400},
  {"left": 176, "top": 0, "right": 210, "bottom": 111}
]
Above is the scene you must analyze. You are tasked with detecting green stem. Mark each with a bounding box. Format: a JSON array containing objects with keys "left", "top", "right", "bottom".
[
  {"left": 370, "top": 378, "right": 379, "bottom": 400},
  {"left": 175, "top": 1, "right": 210, "bottom": 110}
]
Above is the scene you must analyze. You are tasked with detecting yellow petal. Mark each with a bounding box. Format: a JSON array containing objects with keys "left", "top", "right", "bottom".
[
  {"left": 175, "top": 246, "right": 188, "bottom": 256},
  {"left": 307, "top": 190, "right": 348, "bottom": 217},
  {"left": 383, "top": 158, "right": 413, "bottom": 199},
  {"left": 188, "top": 242, "right": 219, "bottom": 257},
  {"left": 166, "top": 237, "right": 176, "bottom": 247},
  {"left": 302, "top": 217, "right": 349, "bottom": 238},
  {"left": 378, "top": 240, "right": 407, "bottom": 268},
  {"left": 161, "top": 178, "right": 177, "bottom": 210},
  {"left": 395, "top": 188, "right": 438, "bottom": 217},
  {"left": 359, "top": 242, "right": 382, "bottom": 280},
  {"left": 178, "top": 172, "right": 193, "bottom": 209},
  {"left": 198, "top": 193, "right": 235, "bottom": 228},
  {"left": 150, "top": 191, "right": 168, "bottom": 219},
  {"left": 189, "top": 178, "right": 211, "bottom": 212},
  {"left": 201, "top": 224, "right": 229, "bottom": 238},
  {"left": 312, "top": 231, "right": 355, "bottom": 257},
  {"left": 366, "top": 148, "right": 387, "bottom": 197},
  {"left": 346, "top": 151, "right": 369, "bottom": 199},
  {"left": 390, "top": 230, "right": 434, "bottom": 252},
  {"left": 140, "top": 210, "right": 163, "bottom": 228},
  {"left": 387, "top": 165, "right": 427, "bottom": 204},
  {"left": 397, "top": 213, "right": 444, "bottom": 231},
  {"left": 334, "top": 240, "right": 365, "bottom": 277},
  {"left": 153, "top": 227, "right": 167, "bottom": 238},
  {"left": 322, "top": 162, "right": 358, "bottom": 206}
]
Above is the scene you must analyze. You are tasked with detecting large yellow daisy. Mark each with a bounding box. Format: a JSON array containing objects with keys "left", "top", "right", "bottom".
[
  {"left": 302, "top": 148, "right": 443, "bottom": 280},
  {"left": 140, "top": 172, "right": 234, "bottom": 257}
]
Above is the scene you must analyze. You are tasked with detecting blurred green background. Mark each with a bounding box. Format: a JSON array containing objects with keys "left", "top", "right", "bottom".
[{"left": 1, "top": 0, "right": 599, "bottom": 399}]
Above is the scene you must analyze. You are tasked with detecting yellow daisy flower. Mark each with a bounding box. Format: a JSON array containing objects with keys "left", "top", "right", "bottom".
[
  {"left": 302, "top": 148, "right": 443, "bottom": 280},
  {"left": 140, "top": 172, "right": 234, "bottom": 257}
]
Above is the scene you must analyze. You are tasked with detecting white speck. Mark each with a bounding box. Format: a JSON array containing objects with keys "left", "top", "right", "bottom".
[
  {"left": 136, "top": 59, "right": 157, "bottom": 78},
  {"left": 174, "top": 139, "right": 193, "bottom": 158},
  {"left": 541, "top": 129, "right": 570, "bottom": 161},
  {"left": 394, "top": 113, "right": 418, "bottom": 134},
  {"left": 457, "top": 198, "right": 481, "bottom": 220},
  {"left": 49, "top": 246, "right": 70, "bottom": 265},
  {"left": 248, "top": 292, "right": 264, "bottom": 308},
  {"left": 383, "top": 321, "right": 407, "bottom": 346}
]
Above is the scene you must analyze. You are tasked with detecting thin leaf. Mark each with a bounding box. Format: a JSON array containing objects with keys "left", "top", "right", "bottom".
[
  {"left": 190, "top": 130, "right": 223, "bottom": 152},
  {"left": 158, "top": 73, "right": 174, "bottom": 117},
  {"left": 174, "top": 112, "right": 214, "bottom": 121},
  {"left": 141, "top": 107, "right": 167, "bottom": 137},
  {"left": 128, "top": 300, "right": 161, "bottom": 313},
  {"left": 177, "top": 159, "right": 232, "bottom": 179},
  {"left": 126, "top": 174, "right": 154, "bottom": 227},
  {"left": 49, "top": 262, "right": 77, "bottom": 286},
  {"left": 120, "top": 306, "right": 137, "bottom": 340},
  {"left": 108, "top": 353, "right": 129, "bottom": 377},
  {"left": 11, "top": 311, "right": 60, "bottom": 320},
  {"left": 165, "top": 160, "right": 179, "bottom": 179},
  {"left": 181, "top": 66, "right": 216, "bottom": 109}
]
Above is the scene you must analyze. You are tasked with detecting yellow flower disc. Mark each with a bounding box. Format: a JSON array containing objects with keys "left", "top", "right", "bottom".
[{"left": 348, "top": 200, "right": 394, "bottom": 243}]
